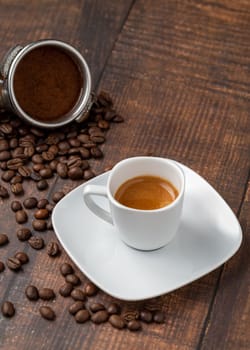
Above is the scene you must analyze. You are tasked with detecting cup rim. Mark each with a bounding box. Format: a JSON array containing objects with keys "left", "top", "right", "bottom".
[
  {"left": 7, "top": 39, "right": 92, "bottom": 129},
  {"left": 107, "top": 156, "right": 185, "bottom": 213}
]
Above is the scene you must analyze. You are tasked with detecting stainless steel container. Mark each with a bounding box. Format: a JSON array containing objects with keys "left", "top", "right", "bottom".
[{"left": 0, "top": 39, "right": 92, "bottom": 128}]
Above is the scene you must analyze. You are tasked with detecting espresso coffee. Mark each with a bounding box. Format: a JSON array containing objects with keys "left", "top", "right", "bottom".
[{"left": 114, "top": 175, "right": 178, "bottom": 210}]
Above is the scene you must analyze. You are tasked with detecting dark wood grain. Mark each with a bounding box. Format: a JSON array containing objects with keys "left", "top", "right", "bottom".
[{"left": 0, "top": 0, "right": 249, "bottom": 349}]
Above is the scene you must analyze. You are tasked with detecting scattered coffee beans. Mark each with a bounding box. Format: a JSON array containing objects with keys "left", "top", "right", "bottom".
[
  {"left": 89, "top": 302, "right": 105, "bottom": 313},
  {"left": 28, "top": 236, "right": 44, "bottom": 250},
  {"left": 65, "top": 274, "right": 81, "bottom": 286},
  {"left": 60, "top": 263, "right": 74, "bottom": 276},
  {"left": 59, "top": 282, "right": 74, "bottom": 297},
  {"left": 109, "top": 314, "right": 125, "bottom": 329},
  {"left": 0, "top": 233, "right": 9, "bottom": 246},
  {"left": 1, "top": 301, "right": 15, "bottom": 317},
  {"left": 153, "top": 310, "right": 165, "bottom": 323},
  {"left": 16, "top": 227, "right": 31, "bottom": 241},
  {"left": 0, "top": 261, "right": 5, "bottom": 273},
  {"left": 75, "top": 309, "right": 90, "bottom": 323},
  {"left": 6, "top": 257, "right": 22, "bottom": 271},
  {"left": 39, "top": 306, "right": 56, "bottom": 321},
  {"left": 140, "top": 309, "right": 153, "bottom": 323},
  {"left": 91, "top": 310, "right": 109, "bottom": 324},
  {"left": 11, "top": 200, "right": 22, "bottom": 212},
  {"left": 25, "top": 285, "right": 39, "bottom": 301},
  {"left": 23, "top": 197, "right": 38, "bottom": 209},
  {"left": 84, "top": 281, "right": 98, "bottom": 296},
  {"left": 70, "top": 288, "right": 86, "bottom": 301},
  {"left": 107, "top": 303, "right": 121, "bottom": 315},
  {"left": 14, "top": 251, "right": 29, "bottom": 264},
  {"left": 47, "top": 241, "right": 60, "bottom": 257},
  {"left": 127, "top": 320, "right": 141, "bottom": 331},
  {"left": 32, "top": 219, "right": 47, "bottom": 231},
  {"left": 39, "top": 288, "right": 56, "bottom": 300},
  {"left": 68, "top": 301, "right": 85, "bottom": 315},
  {"left": 15, "top": 209, "right": 28, "bottom": 224}
]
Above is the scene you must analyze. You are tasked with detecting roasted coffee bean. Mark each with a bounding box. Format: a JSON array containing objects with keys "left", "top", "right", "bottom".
[
  {"left": 0, "top": 150, "right": 11, "bottom": 161},
  {"left": 39, "top": 167, "right": 53, "bottom": 179},
  {"left": 107, "top": 303, "right": 121, "bottom": 315},
  {"left": 37, "top": 198, "right": 49, "bottom": 209},
  {"left": 23, "top": 197, "right": 38, "bottom": 209},
  {"left": 16, "top": 227, "right": 31, "bottom": 241},
  {"left": 33, "top": 163, "right": 45, "bottom": 172},
  {"left": 0, "top": 161, "right": 7, "bottom": 170},
  {"left": 52, "top": 191, "right": 65, "bottom": 203},
  {"left": 79, "top": 147, "right": 90, "bottom": 159},
  {"left": 42, "top": 151, "right": 55, "bottom": 161},
  {"left": 39, "top": 306, "right": 56, "bottom": 321},
  {"left": 90, "top": 134, "right": 105, "bottom": 144},
  {"left": 32, "top": 219, "right": 47, "bottom": 231},
  {"left": 0, "top": 123, "right": 13, "bottom": 134},
  {"left": 34, "top": 209, "right": 49, "bottom": 220},
  {"left": 90, "top": 146, "right": 103, "bottom": 158},
  {"left": 9, "top": 138, "right": 18, "bottom": 149},
  {"left": 0, "top": 184, "right": 9, "bottom": 198},
  {"left": 56, "top": 162, "right": 68, "bottom": 178},
  {"left": 36, "top": 179, "right": 48, "bottom": 191},
  {"left": 1, "top": 170, "right": 15, "bottom": 182},
  {"left": 30, "top": 172, "right": 42, "bottom": 182},
  {"left": 32, "top": 154, "right": 44, "bottom": 163},
  {"left": 153, "top": 311, "right": 165, "bottom": 323},
  {"left": 1, "top": 301, "right": 15, "bottom": 317},
  {"left": 11, "top": 200, "right": 22, "bottom": 212},
  {"left": 59, "top": 282, "right": 74, "bottom": 297},
  {"left": 98, "top": 119, "right": 109, "bottom": 130},
  {"left": 140, "top": 309, "right": 153, "bottom": 323},
  {"left": 39, "top": 288, "right": 55, "bottom": 300},
  {"left": 10, "top": 175, "right": 23, "bottom": 184},
  {"left": 75, "top": 309, "right": 90, "bottom": 323},
  {"left": 36, "top": 143, "right": 48, "bottom": 153},
  {"left": 7, "top": 257, "right": 22, "bottom": 271},
  {"left": 28, "top": 236, "right": 44, "bottom": 250},
  {"left": 68, "top": 138, "right": 81, "bottom": 147},
  {"left": 70, "top": 289, "right": 86, "bottom": 301},
  {"left": 0, "top": 261, "right": 5, "bottom": 273},
  {"left": 0, "top": 233, "right": 9, "bottom": 246},
  {"left": 68, "top": 166, "right": 83, "bottom": 180},
  {"left": 18, "top": 165, "right": 32, "bottom": 178},
  {"left": 127, "top": 320, "right": 141, "bottom": 331},
  {"left": 68, "top": 301, "right": 85, "bottom": 315},
  {"left": 65, "top": 274, "right": 81, "bottom": 286},
  {"left": 48, "top": 145, "right": 59, "bottom": 155},
  {"left": 91, "top": 310, "right": 109, "bottom": 324},
  {"left": 14, "top": 251, "right": 29, "bottom": 264},
  {"left": 89, "top": 303, "right": 105, "bottom": 313},
  {"left": 122, "top": 310, "right": 139, "bottom": 322},
  {"left": 0, "top": 139, "right": 9, "bottom": 151},
  {"left": 58, "top": 141, "right": 70, "bottom": 152},
  {"left": 11, "top": 183, "right": 24, "bottom": 195},
  {"left": 77, "top": 134, "right": 90, "bottom": 143},
  {"left": 84, "top": 282, "right": 98, "bottom": 296},
  {"left": 47, "top": 241, "right": 60, "bottom": 257},
  {"left": 24, "top": 145, "right": 35, "bottom": 158},
  {"left": 7, "top": 157, "right": 24, "bottom": 170},
  {"left": 60, "top": 263, "right": 74, "bottom": 276},
  {"left": 11, "top": 147, "right": 26, "bottom": 160},
  {"left": 109, "top": 314, "right": 125, "bottom": 329},
  {"left": 15, "top": 210, "right": 28, "bottom": 224},
  {"left": 25, "top": 285, "right": 39, "bottom": 301}
]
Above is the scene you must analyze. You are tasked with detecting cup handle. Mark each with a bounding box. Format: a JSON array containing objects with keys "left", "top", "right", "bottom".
[{"left": 83, "top": 185, "right": 113, "bottom": 225}]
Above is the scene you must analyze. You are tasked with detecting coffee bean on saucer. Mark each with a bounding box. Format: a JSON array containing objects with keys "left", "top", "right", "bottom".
[
  {"left": 68, "top": 301, "right": 85, "bottom": 315},
  {"left": 75, "top": 309, "right": 90, "bottom": 323},
  {"left": 60, "top": 263, "right": 74, "bottom": 276},
  {"left": 91, "top": 310, "right": 109, "bottom": 324},
  {"left": 28, "top": 236, "right": 44, "bottom": 250},
  {"left": 59, "top": 282, "right": 74, "bottom": 297},
  {"left": 32, "top": 219, "right": 47, "bottom": 231},
  {"left": 16, "top": 227, "right": 31, "bottom": 241},
  {"left": 15, "top": 210, "right": 28, "bottom": 224},
  {"left": 107, "top": 303, "right": 121, "bottom": 315},
  {"left": 23, "top": 197, "right": 38, "bottom": 209},
  {"left": 47, "top": 241, "right": 60, "bottom": 257},
  {"left": 25, "top": 285, "right": 39, "bottom": 301},
  {"left": 89, "top": 303, "right": 105, "bottom": 313},
  {"left": 65, "top": 274, "right": 81, "bottom": 286},
  {"left": 39, "top": 306, "right": 56, "bottom": 321},
  {"left": 0, "top": 261, "right": 5, "bottom": 273},
  {"left": 84, "top": 282, "right": 98, "bottom": 296},
  {"left": 1, "top": 301, "right": 15, "bottom": 317},
  {"left": 14, "top": 251, "right": 29, "bottom": 264},
  {"left": 127, "top": 320, "right": 141, "bottom": 331},
  {"left": 70, "top": 288, "right": 86, "bottom": 301},
  {"left": 0, "top": 233, "right": 9, "bottom": 246},
  {"left": 109, "top": 314, "right": 125, "bottom": 329},
  {"left": 153, "top": 310, "right": 165, "bottom": 323},
  {"left": 11, "top": 200, "right": 22, "bottom": 212},
  {"left": 7, "top": 257, "right": 22, "bottom": 271},
  {"left": 39, "top": 288, "right": 55, "bottom": 300}
]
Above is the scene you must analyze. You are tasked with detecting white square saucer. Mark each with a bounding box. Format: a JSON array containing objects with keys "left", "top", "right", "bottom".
[{"left": 52, "top": 161, "right": 242, "bottom": 301}]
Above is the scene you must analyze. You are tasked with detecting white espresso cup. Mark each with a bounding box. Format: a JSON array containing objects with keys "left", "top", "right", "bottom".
[{"left": 83, "top": 157, "right": 185, "bottom": 250}]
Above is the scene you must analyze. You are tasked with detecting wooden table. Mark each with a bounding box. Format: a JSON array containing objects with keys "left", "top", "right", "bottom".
[{"left": 0, "top": 1, "right": 249, "bottom": 349}]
